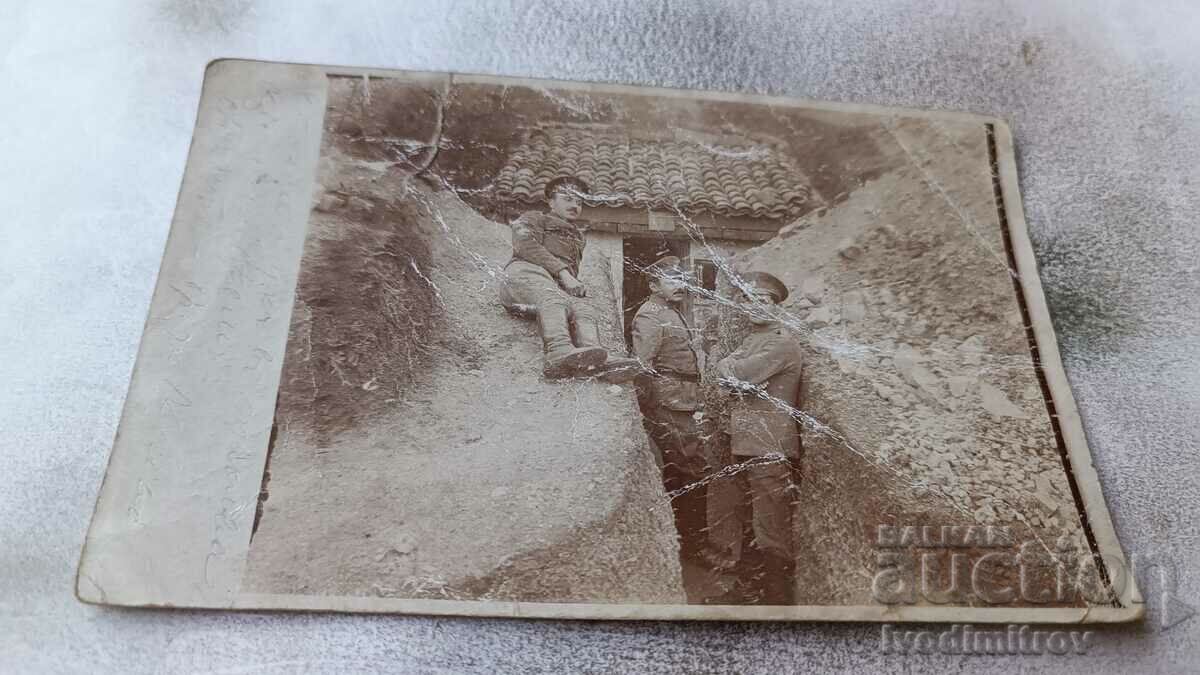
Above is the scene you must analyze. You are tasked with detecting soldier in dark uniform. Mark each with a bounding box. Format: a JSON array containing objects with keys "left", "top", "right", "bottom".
[
  {"left": 713, "top": 270, "right": 804, "bottom": 604},
  {"left": 631, "top": 256, "right": 722, "bottom": 576},
  {"left": 497, "top": 176, "right": 638, "bottom": 380}
]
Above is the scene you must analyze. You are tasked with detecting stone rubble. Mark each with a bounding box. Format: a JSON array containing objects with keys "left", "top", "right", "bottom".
[{"left": 737, "top": 118, "right": 1095, "bottom": 602}]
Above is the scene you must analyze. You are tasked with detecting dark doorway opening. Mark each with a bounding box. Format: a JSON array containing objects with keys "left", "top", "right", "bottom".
[{"left": 622, "top": 235, "right": 688, "bottom": 349}]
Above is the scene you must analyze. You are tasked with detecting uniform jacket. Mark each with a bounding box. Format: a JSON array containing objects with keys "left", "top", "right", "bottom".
[
  {"left": 716, "top": 323, "right": 803, "bottom": 458},
  {"left": 632, "top": 298, "right": 702, "bottom": 411},
  {"left": 507, "top": 210, "right": 586, "bottom": 278}
]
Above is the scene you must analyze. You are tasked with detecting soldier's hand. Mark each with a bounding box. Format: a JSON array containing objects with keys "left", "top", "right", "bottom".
[{"left": 558, "top": 271, "right": 587, "bottom": 297}]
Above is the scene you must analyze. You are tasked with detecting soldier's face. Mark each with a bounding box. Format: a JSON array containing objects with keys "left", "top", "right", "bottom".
[
  {"left": 548, "top": 191, "right": 582, "bottom": 221},
  {"left": 739, "top": 288, "right": 778, "bottom": 325},
  {"left": 651, "top": 276, "right": 687, "bottom": 305}
]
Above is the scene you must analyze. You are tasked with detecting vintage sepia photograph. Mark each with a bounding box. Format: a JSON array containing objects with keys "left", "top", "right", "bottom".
[
  {"left": 228, "top": 69, "right": 1128, "bottom": 613},
  {"left": 73, "top": 61, "right": 1140, "bottom": 622},
  {"left": 18, "top": 0, "right": 1194, "bottom": 667}
]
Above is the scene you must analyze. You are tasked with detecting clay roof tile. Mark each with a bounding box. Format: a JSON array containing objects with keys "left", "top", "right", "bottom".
[{"left": 494, "top": 125, "right": 819, "bottom": 218}]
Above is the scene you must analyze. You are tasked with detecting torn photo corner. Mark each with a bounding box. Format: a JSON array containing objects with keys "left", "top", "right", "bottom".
[{"left": 76, "top": 59, "right": 1143, "bottom": 623}]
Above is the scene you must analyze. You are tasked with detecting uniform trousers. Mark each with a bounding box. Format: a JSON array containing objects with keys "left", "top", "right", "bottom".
[
  {"left": 497, "top": 260, "right": 598, "bottom": 322},
  {"left": 709, "top": 452, "right": 800, "bottom": 604},
  {"left": 642, "top": 404, "right": 711, "bottom": 562}
]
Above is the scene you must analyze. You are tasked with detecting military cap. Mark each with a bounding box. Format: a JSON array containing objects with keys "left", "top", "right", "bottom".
[
  {"left": 742, "top": 270, "right": 789, "bottom": 303},
  {"left": 544, "top": 175, "right": 590, "bottom": 200},
  {"left": 645, "top": 255, "right": 686, "bottom": 279}
]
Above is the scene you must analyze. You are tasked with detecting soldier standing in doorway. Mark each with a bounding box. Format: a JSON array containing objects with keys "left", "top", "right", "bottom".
[
  {"left": 497, "top": 176, "right": 638, "bottom": 381},
  {"left": 712, "top": 271, "right": 804, "bottom": 605},
  {"left": 631, "top": 256, "right": 725, "bottom": 579}
]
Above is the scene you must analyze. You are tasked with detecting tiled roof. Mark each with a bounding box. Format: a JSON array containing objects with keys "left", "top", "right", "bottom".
[{"left": 493, "top": 125, "right": 818, "bottom": 220}]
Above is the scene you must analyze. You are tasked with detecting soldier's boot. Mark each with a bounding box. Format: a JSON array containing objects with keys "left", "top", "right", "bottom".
[
  {"left": 573, "top": 317, "right": 641, "bottom": 384},
  {"left": 539, "top": 305, "right": 607, "bottom": 379},
  {"left": 678, "top": 488, "right": 735, "bottom": 572},
  {"left": 760, "top": 552, "right": 797, "bottom": 605}
]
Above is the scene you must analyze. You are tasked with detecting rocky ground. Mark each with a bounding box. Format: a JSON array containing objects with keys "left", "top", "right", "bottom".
[
  {"left": 242, "top": 142, "right": 684, "bottom": 603},
  {"left": 738, "top": 117, "right": 1102, "bottom": 605}
]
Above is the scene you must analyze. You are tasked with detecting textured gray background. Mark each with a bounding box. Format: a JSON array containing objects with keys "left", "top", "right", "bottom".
[{"left": 2, "top": 0, "right": 1197, "bottom": 672}]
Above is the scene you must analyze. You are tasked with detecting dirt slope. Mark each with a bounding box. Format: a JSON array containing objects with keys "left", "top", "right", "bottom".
[
  {"left": 738, "top": 118, "right": 1100, "bottom": 605},
  {"left": 243, "top": 145, "right": 684, "bottom": 603}
]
